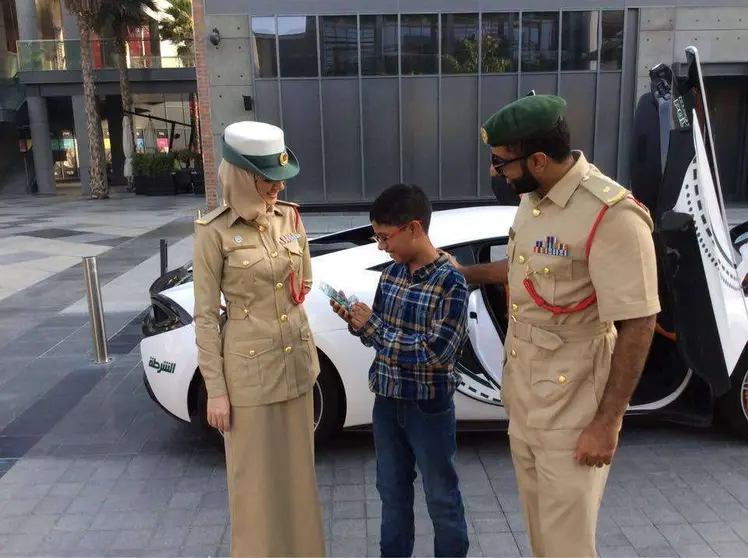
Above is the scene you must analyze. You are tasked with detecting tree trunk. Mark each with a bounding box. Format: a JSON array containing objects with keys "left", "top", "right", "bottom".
[
  {"left": 115, "top": 29, "right": 135, "bottom": 192},
  {"left": 188, "top": 92, "right": 198, "bottom": 152},
  {"left": 78, "top": 18, "right": 108, "bottom": 199}
]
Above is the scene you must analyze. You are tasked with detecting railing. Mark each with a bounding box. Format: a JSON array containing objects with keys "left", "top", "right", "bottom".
[{"left": 16, "top": 39, "right": 195, "bottom": 72}]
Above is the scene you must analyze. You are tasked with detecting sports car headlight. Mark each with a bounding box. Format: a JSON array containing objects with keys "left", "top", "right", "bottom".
[
  {"left": 142, "top": 294, "right": 193, "bottom": 337},
  {"left": 149, "top": 262, "right": 193, "bottom": 295}
]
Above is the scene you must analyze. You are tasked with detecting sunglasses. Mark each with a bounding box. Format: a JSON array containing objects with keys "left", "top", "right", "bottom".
[{"left": 491, "top": 153, "right": 529, "bottom": 174}]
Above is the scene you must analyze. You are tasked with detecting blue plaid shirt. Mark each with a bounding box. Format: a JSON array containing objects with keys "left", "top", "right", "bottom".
[{"left": 351, "top": 253, "right": 469, "bottom": 400}]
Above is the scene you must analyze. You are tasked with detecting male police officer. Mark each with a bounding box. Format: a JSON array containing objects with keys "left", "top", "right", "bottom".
[{"left": 451, "top": 95, "right": 660, "bottom": 556}]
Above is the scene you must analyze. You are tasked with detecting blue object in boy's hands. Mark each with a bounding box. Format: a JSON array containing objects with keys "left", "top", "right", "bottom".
[{"left": 319, "top": 281, "right": 358, "bottom": 309}]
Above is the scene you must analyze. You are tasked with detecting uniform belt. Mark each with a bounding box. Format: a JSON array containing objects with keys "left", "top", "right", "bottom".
[{"left": 510, "top": 320, "right": 611, "bottom": 351}]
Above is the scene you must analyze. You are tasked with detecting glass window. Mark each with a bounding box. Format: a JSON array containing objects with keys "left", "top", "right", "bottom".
[
  {"left": 601, "top": 11, "right": 625, "bottom": 71},
  {"left": 400, "top": 14, "right": 438, "bottom": 75},
  {"left": 319, "top": 15, "right": 358, "bottom": 77},
  {"left": 360, "top": 15, "right": 398, "bottom": 76},
  {"left": 481, "top": 12, "right": 519, "bottom": 73},
  {"left": 441, "top": 13, "right": 479, "bottom": 74},
  {"left": 561, "top": 11, "right": 599, "bottom": 71},
  {"left": 278, "top": 16, "right": 319, "bottom": 78},
  {"left": 251, "top": 17, "right": 278, "bottom": 78},
  {"left": 521, "top": 12, "right": 559, "bottom": 72}
]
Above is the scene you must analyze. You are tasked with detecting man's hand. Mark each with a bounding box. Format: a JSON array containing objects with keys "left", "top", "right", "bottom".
[
  {"left": 330, "top": 292, "right": 352, "bottom": 323},
  {"left": 349, "top": 302, "right": 373, "bottom": 330},
  {"left": 439, "top": 249, "right": 462, "bottom": 272},
  {"left": 573, "top": 418, "right": 621, "bottom": 467},
  {"left": 207, "top": 394, "right": 230, "bottom": 432}
]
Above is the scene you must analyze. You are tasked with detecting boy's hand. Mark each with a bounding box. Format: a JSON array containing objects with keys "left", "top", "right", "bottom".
[
  {"left": 329, "top": 291, "right": 352, "bottom": 323},
  {"left": 349, "top": 302, "right": 372, "bottom": 330}
]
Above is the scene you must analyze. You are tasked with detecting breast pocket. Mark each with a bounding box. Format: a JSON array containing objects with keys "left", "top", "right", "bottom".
[
  {"left": 526, "top": 254, "right": 573, "bottom": 305},
  {"left": 282, "top": 239, "right": 304, "bottom": 272},
  {"left": 225, "top": 248, "right": 264, "bottom": 289}
]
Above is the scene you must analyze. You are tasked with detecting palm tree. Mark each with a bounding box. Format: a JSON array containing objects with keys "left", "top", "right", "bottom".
[
  {"left": 64, "top": 0, "right": 108, "bottom": 199},
  {"left": 159, "top": 0, "right": 199, "bottom": 152},
  {"left": 97, "top": 0, "right": 156, "bottom": 191}
]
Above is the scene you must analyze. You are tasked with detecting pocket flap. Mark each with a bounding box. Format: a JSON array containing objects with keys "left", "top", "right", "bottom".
[
  {"left": 531, "top": 358, "right": 592, "bottom": 387},
  {"left": 282, "top": 239, "right": 303, "bottom": 256},
  {"left": 528, "top": 253, "right": 572, "bottom": 279},
  {"left": 229, "top": 336, "right": 273, "bottom": 358},
  {"left": 227, "top": 248, "right": 264, "bottom": 269}
]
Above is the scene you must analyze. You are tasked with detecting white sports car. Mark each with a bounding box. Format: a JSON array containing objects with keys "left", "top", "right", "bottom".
[{"left": 139, "top": 47, "right": 748, "bottom": 446}]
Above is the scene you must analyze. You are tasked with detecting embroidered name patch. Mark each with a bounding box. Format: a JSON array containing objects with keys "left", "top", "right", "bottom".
[
  {"left": 279, "top": 232, "right": 301, "bottom": 245},
  {"left": 534, "top": 236, "right": 568, "bottom": 256}
]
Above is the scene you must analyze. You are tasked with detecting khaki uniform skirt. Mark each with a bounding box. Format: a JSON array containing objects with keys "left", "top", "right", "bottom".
[{"left": 224, "top": 389, "right": 326, "bottom": 557}]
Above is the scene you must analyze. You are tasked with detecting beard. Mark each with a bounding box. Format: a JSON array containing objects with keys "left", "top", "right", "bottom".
[{"left": 508, "top": 160, "right": 542, "bottom": 194}]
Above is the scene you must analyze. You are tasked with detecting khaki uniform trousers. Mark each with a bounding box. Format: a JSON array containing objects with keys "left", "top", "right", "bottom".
[
  {"left": 224, "top": 389, "right": 326, "bottom": 557},
  {"left": 503, "top": 320, "right": 617, "bottom": 558}
]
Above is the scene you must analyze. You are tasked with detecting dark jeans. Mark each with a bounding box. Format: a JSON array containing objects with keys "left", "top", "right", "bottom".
[{"left": 372, "top": 392, "right": 469, "bottom": 558}]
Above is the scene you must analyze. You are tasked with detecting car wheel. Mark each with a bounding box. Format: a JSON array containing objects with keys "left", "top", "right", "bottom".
[
  {"left": 716, "top": 366, "right": 748, "bottom": 439},
  {"left": 195, "top": 355, "right": 345, "bottom": 451}
]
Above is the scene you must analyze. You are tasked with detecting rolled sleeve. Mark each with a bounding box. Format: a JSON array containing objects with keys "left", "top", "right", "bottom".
[
  {"left": 192, "top": 225, "right": 228, "bottom": 398},
  {"left": 589, "top": 199, "right": 661, "bottom": 322}
]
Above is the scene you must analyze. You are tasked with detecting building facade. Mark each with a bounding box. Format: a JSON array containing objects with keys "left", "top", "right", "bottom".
[{"left": 193, "top": 1, "right": 748, "bottom": 210}]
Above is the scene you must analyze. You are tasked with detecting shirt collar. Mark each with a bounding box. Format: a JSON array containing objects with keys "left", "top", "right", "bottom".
[
  {"left": 528, "top": 150, "right": 590, "bottom": 208},
  {"left": 227, "top": 205, "right": 282, "bottom": 226},
  {"left": 408, "top": 252, "right": 449, "bottom": 280}
]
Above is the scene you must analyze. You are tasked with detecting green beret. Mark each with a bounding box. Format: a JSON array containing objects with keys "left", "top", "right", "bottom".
[{"left": 480, "top": 94, "right": 566, "bottom": 147}]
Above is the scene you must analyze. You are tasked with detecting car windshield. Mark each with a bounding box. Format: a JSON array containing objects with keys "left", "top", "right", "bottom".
[{"left": 308, "top": 225, "right": 375, "bottom": 257}]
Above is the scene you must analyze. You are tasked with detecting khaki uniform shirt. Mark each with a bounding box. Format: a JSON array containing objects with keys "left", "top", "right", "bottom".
[
  {"left": 503, "top": 152, "right": 661, "bottom": 449},
  {"left": 192, "top": 201, "right": 320, "bottom": 407}
]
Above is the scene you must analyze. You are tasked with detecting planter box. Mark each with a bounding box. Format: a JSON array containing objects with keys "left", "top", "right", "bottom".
[
  {"left": 134, "top": 175, "right": 176, "bottom": 196},
  {"left": 191, "top": 171, "right": 205, "bottom": 195}
]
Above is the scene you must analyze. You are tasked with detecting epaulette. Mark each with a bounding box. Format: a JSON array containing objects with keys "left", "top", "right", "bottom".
[
  {"left": 195, "top": 204, "right": 230, "bottom": 225},
  {"left": 276, "top": 199, "right": 299, "bottom": 207},
  {"left": 579, "top": 168, "right": 628, "bottom": 206}
]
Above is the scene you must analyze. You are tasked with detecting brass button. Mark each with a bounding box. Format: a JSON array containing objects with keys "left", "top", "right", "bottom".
[
  {"left": 559, "top": 375, "right": 567, "bottom": 383},
  {"left": 242, "top": 260, "right": 249, "bottom": 266},
  {"left": 510, "top": 349, "right": 517, "bottom": 357},
  {"left": 511, "top": 303, "right": 518, "bottom": 312},
  {"left": 518, "top": 255, "right": 525, "bottom": 264},
  {"left": 532, "top": 208, "right": 541, "bottom": 217},
  {"left": 511, "top": 315, "right": 517, "bottom": 323},
  {"left": 258, "top": 225, "right": 265, "bottom": 232},
  {"left": 271, "top": 251, "right": 278, "bottom": 258},
  {"left": 543, "top": 267, "right": 550, "bottom": 274},
  {"left": 276, "top": 282, "right": 283, "bottom": 290},
  {"left": 249, "top": 350, "right": 256, "bottom": 357},
  {"left": 280, "top": 314, "right": 288, "bottom": 322},
  {"left": 284, "top": 346, "right": 293, "bottom": 354},
  {"left": 602, "top": 186, "right": 611, "bottom": 193},
  {"left": 243, "top": 308, "right": 248, "bottom": 314}
]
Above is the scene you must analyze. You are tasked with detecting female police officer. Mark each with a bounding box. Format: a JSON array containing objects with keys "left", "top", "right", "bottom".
[{"left": 192, "top": 120, "right": 325, "bottom": 557}]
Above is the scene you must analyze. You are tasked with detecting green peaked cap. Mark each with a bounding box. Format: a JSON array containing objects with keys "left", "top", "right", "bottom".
[{"left": 480, "top": 94, "right": 567, "bottom": 147}]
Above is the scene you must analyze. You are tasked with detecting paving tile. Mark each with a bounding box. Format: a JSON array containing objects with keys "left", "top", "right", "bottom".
[
  {"left": 111, "top": 528, "right": 154, "bottom": 551},
  {"left": 54, "top": 512, "right": 96, "bottom": 532},
  {"left": 621, "top": 525, "right": 669, "bottom": 550},
  {"left": 76, "top": 529, "right": 119, "bottom": 552},
  {"left": 471, "top": 511, "right": 511, "bottom": 534},
  {"left": 476, "top": 532, "right": 520, "bottom": 557},
  {"left": 656, "top": 523, "right": 706, "bottom": 547},
  {"left": 597, "top": 544, "right": 640, "bottom": 557},
  {"left": 148, "top": 525, "right": 190, "bottom": 549},
  {"left": 0, "top": 532, "right": 45, "bottom": 555},
  {"left": 168, "top": 491, "right": 204, "bottom": 510},
  {"left": 710, "top": 541, "right": 748, "bottom": 557},
  {"left": 17, "top": 513, "right": 60, "bottom": 536},
  {"left": 200, "top": 489, "right": 228, "bottom": 510},
  {"left": 333, "top": 484, "right": 365, "bottom": 502},
  {"left": 90, "top": 510, "right": 159, "bottom": 531},
  {"left": 38, "top": 530, "right": 84, "bottom": 553},
  {"left": 332, "top": 518, "right": 367, "bottom": 539},
  {"left": 330, "top": 537, "right": 368, "bottom": 557},
  {"left": 334, "top": 500, "right": 366, "bottom": 519},
  {"left": 184, "top": 524, "right": 225, "bottom": 548},
  {"left": 691, "top": 522, "right": 741, "bottom": 544},
  {"left": 193, "top": 507, "right": 228, "bottom": 526},
  {"left": 34, "top": 494, "right": 73, "bottom": 514},
  {"left": 157, "top": 507, "right": 199, "bottom": 529}
]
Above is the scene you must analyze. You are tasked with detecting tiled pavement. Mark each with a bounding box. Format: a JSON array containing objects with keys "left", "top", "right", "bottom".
[{"left": 2, "top": 194, "right": 748, "bottom": 556}]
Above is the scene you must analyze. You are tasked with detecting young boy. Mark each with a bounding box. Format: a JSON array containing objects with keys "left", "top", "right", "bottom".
[{"left": 331, "top": 183, "right": 470, "bottom": 558}]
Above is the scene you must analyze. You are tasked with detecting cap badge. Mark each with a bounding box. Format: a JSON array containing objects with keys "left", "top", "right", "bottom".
[
  {"left": 480, "top": 128, "right": 488, "bottom": 144},
  {"left": 279, "top": 151, "right": 289, "bottom": 166}
]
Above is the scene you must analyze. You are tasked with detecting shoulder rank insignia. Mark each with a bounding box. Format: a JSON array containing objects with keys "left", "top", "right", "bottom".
[
  {"left": 276, "top": 199, "right": 299, "bottom": 207},
  {"left": 534, "top": 236, "right": 568, "bottom": 257},
  {"left": 195, "top": 204, "right": 230, "bottom": 225},
  {"left": 579, "top": 172, "right": 628, "bottom": 206}
]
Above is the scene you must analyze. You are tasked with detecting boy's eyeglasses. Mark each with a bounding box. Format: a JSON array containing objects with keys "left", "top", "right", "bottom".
[{"left": 370, "top": 221, "right": 420, "bottom": 245}]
